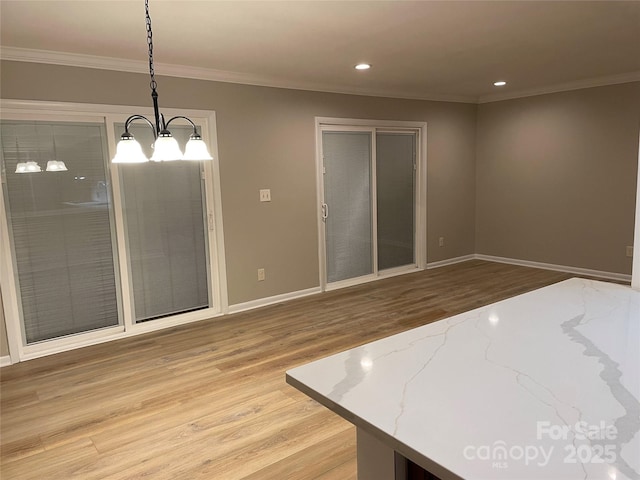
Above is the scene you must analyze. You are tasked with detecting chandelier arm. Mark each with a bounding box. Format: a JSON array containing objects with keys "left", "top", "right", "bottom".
[
  {"left": 164, "top": 116, "right": 200, "bottom": 135},
  {"left": 124, "top": 115, "right": 157, "bottom": 138}
]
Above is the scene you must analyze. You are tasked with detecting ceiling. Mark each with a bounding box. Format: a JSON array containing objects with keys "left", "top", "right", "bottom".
[{"left": 1, "top": 1, "right": 639, "bottom": 103}]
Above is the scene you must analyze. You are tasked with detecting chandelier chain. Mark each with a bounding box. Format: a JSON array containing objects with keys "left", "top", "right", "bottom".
[{"left": 145, "top": 0, "right": 157, "bottom": 92}]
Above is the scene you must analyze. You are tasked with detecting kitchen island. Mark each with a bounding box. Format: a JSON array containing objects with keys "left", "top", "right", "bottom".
[{"left": 286, "top": 278, "right": 639, "bottom": 479}]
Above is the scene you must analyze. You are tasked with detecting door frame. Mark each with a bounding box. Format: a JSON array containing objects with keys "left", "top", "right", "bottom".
[
  {"left": 632, "top": 130, "right": 640, "bottom": 290},
  {"left": 315, "top": 117, "right": 427, "bottom": 292}
]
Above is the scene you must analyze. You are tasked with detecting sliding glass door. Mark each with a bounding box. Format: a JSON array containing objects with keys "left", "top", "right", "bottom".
[
  {"left": 320, "top": 127, "right": 418, "bottom": 288},
  {"left": 322, "top": 131, "right": 373, "bottom": 283},
  {"left": 0, "top": 120, "right": 120, "bottom": 343},
  {"left": 0, "top": 102, "right": 223, "bottom": 361},
  {"left": 117, "top": 123, "right": 210, "bottom": 322},
  {"left": 376, "top": 132, "right": 416, "bottom": 270}
]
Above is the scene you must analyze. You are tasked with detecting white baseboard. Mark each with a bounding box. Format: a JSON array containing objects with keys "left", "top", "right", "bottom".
[
  {"left": 231, "top": 252, "right": 628, "bottom": 313},
  {"left": 0, "top": 355, "right": 12, "bottom": 367},
  {"left": 426, "top": 254, "right": 476, "bottom": 269},
  {"left": 228, "top": 286, "right": 322, "bottom": 314},
  {"left": 475, "top": 254, "right": 632, "bottom": 283}
]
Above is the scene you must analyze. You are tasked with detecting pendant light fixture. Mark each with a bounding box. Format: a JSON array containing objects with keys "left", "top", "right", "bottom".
[
  {"left": 112, "top": 0, "right": 213, "bottom": 164},
  {"left": 14, "top": 138, "right": 41, "bottom": 174},
  {"left": 15, "top": 161, "right": 41, "bottom": 174},
  {"left": 46, "top": 127, "right": 68, "bottom": 172}
]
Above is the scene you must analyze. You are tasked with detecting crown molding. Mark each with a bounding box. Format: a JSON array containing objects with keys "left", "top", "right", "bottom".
[
  {"left": 0, "top": 46, "right": 476, "bottom": 104},
  {"left": 3, "top": 46, "right": 638, "bottom": 105},
  {"left": 478, "top": 71, "right": 640, "bottom": 104},
  {"left": 0, "top": 46, "right": 146, "bottom": 75}
]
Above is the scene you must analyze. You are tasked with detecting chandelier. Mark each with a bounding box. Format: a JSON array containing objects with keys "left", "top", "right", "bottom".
[{"left": 112, "top": 0, "right": 213, "bottom": 163}]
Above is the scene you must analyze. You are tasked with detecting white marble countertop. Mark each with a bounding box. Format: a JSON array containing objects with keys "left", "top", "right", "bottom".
[{"left": 286, "top": 278, "right": 640, "bottom": 480}]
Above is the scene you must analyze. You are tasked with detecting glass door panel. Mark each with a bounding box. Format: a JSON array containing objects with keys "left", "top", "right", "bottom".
[
  {"left": 376, "top": 132, "right": 416, "bottom": 270},
  {"left": 117, "top": 123, "right": 210, "bottom": 322},
  {"left": 322, "top": 131, "right": 373, "bottom": 283},
  {"left": 1, "top": 121, "right": 120, "bottom": 343}
]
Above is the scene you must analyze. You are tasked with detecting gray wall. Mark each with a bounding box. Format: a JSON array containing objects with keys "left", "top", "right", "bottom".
[
  {"left": 476, "top": 82, "right": 640, "bottom": 274},
  {"left": 2, "top": 62, "right": 639, "bottom": 360},
  {"left": 0, "top": 61, "right": 477, "bottom": 307}
]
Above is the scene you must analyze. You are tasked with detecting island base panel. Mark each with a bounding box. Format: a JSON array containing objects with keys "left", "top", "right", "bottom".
[{"left": 356, "top": 428, "right": 442, "bottom": 480}]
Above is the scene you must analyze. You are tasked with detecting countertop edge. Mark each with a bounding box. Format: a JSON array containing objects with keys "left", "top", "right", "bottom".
[{"left": 285, "top": 372, "right": 464, "bottom": 480}]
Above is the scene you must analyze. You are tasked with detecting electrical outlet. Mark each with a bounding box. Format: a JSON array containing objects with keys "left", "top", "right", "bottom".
[
  {"left": 439, "top": 237, "right": 445, "bottom": 247},
  {"left": 257, "top": 268, "right": 265, "bottom": 281},
  {"left": 626, "top": 246, "right": 634, "bottom": 258},
  {"left": 259, "top": 189, "right": 271, "bottom": 202}
]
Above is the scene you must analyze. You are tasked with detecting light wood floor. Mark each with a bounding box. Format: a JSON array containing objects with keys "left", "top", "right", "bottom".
[{"left": 1, "top": 260, "right": 585, "bottom": 479}]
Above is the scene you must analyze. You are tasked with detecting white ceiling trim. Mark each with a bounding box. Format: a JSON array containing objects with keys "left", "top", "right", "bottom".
[
  {"left": 478, "top": 71, "right": 640, "bottom": 104},
  {"left": 0, "top": 46, "right": 476, "bottom": 104},
  {"left": 1, "top": 46, "right": 146, "bottom": 77},
  {"left": 2, "top": 46, "right": 639, "bottom": 105}
]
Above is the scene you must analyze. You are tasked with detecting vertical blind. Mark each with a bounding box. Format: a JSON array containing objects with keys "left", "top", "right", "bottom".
[
  {"left": 1, "top": 121, "right": 119, "bottom": 343},
  {"left": 322, "top": 131, "right": 373, "bottom": 283},
  {"left": 118, "top": 124, "right": 209, "bottom": 322}
]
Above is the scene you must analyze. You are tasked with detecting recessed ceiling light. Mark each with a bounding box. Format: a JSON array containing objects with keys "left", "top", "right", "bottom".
[
  {"left": 493, "top": 81, "right": 507, "bottom": 86},
  {"left": 355, "top": 63, "right": 371, "bottom": 70}
]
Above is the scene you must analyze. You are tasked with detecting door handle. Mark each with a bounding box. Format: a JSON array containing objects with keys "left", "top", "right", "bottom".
[{"left": 321, "top": 203, "right": 329, "bottom": 221}]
